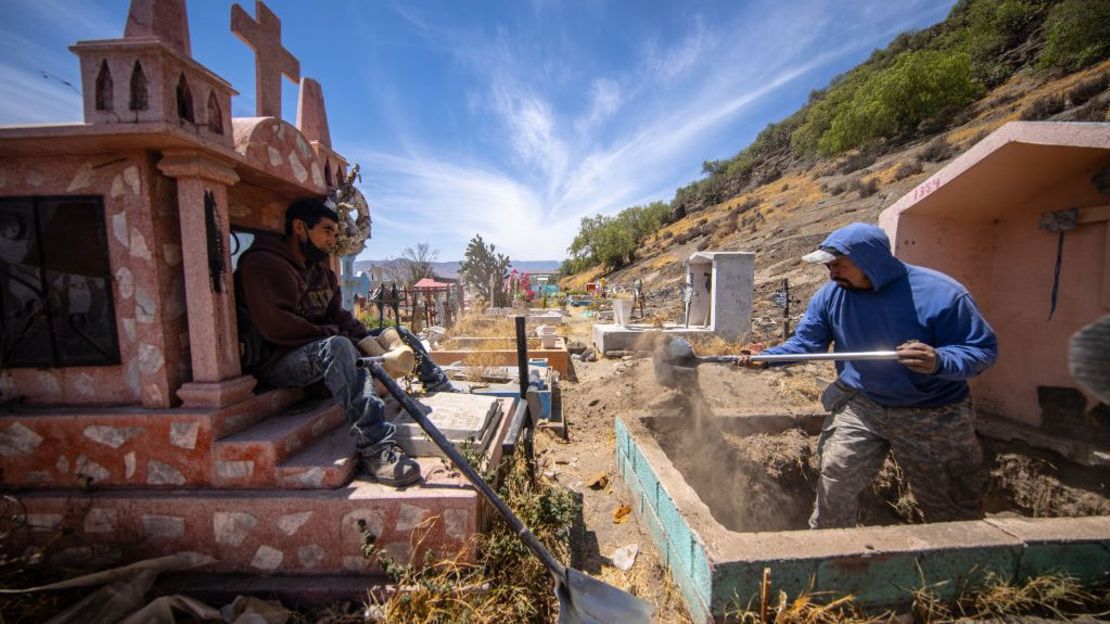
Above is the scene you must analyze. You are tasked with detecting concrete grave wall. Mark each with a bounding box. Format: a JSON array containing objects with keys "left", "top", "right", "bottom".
[
  {"left": 684, "top": 251, "right": 755, "bottom": 340},
  {"left": 617, "top": 413, "right": 1110, "bottom": 623},
  {"left": 880, "top": 122, "right": 1110, "bottom": 429}
]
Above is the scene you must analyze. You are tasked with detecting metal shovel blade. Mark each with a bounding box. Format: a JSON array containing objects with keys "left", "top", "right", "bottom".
[
  {"left": 557, "top": 567, "right": 652, "bottom": 624},
  {"left": 364, "top": 362, "right": 652, "bottom": 624},
  {"left": 651, "top": 335, "right": 700, "bottom": 389}
]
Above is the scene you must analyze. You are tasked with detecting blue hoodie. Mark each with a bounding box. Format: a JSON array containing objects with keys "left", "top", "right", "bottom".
[{"left": 762, "top": 223, "right": 997, "bottom": 407}]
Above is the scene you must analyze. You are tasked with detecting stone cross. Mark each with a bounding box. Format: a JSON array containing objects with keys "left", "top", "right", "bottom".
[{"left": 231, "top": 1, "right": 300, "bottom": 118}]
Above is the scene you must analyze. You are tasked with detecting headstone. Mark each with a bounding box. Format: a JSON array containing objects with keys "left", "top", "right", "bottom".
[
  {"left": 383, "top": 393, "right": 502, "bottom": 457},
  {"left": 684, "top": 251, "right": 754, "bottom": 339}
]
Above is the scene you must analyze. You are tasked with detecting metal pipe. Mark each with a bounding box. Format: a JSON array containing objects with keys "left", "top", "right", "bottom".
[
  {"left": 696, "top": 350, "right": 899, "bottom": 364},
  {"left": 515, "top": 315, "right": 528, "bottom": 399}
]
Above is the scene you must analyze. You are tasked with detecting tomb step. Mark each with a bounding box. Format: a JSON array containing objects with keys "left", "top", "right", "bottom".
[
  {"left": 213, "top": 399, "right": 344, "bottom": 488},
  {"left": 275, "top": 426, "right": 357, "bottom": 489},
  {"left": 14, "top": 459, "right": 478, "bottom": 576},
  {"left": 210, "top": 387, "right": 306, "bottom": 439}
]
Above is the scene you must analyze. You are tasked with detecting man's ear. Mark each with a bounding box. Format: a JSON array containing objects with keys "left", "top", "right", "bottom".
[{"left": 291, "top": 219, "right": 307, "bottom": 238}]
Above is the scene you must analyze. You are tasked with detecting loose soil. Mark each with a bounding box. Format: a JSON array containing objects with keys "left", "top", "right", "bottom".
[
  {"left": 535, "top": 318, "right": 830, "bottom": 622},
  {"left": 539, "top": 317, "right": 1110, "bottom": 622}
]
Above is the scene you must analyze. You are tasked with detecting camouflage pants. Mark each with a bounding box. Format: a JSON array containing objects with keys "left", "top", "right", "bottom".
[{"left": 809, "top": 387, "right": 987, "bottom": 529}]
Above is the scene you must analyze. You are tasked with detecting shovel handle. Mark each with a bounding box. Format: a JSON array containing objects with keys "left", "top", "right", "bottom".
[
  {"left": 698, "top": 350, "right": 900, "bottom": 364},
  {"left": 364, "top": 362, "right": 568, "bottom": 580}
]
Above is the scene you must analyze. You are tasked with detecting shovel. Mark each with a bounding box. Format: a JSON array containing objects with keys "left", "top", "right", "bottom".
[
  {"left": 364, "top": 361, "right": 653, "bottom": 624},
  {"left": 654, "top": 336, "right": 898, "bottom": 388}
]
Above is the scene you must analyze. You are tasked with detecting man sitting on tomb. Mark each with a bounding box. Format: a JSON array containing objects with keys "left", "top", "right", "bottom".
[
  {"left": 234, "top": 197, "right": 455, "bottom": 487},
  {"left": 740, "top": 223, "right": 998, "bottom": 528}
]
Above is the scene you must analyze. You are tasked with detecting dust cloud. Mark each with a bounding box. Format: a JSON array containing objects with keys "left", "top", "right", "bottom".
[{"left": 637, "top": 332, "right": 801, "bottom": 532}]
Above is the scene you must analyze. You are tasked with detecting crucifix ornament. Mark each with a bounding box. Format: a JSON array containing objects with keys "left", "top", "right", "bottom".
[{"left": 231, "top": 1, "right": 300, "bottom": 118}]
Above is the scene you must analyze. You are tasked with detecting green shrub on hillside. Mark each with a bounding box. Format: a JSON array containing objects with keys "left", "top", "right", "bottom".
[
  {"left": 1038, "top": 0, "right": 1110, "bottom": 71},
  {"left": 818, "top": 50, "right": 982, "bottom": 154},
  {"left": 945, "top": 0, "right": 1044, "bottom": 85},
  {"left": 561, "top": 0, "right": 1110, "bottom": 282},
  {"left": 565, "top": 201, "right": 670, "bottom": 272}
]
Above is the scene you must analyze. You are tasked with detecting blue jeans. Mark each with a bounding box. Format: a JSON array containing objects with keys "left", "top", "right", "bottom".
[
  {"left": 260, "top": 336, "right": 391, "bottom": 453},
  {"left": 259, "top": 328, "right": 450, "bottom": 452}
]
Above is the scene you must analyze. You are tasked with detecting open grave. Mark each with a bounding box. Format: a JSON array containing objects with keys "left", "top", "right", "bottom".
[
  {"left": 618, "top": 410, "right": 1110, "bottom": 622},
  {"left": 616, "top": 122, "right": 1110, "bottom": 622},
  {"left": 428, "top": 335, "right": 571, "bottom": 377}
]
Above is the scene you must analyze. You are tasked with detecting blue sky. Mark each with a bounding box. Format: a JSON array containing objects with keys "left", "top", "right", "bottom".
[{"left": 0, "top": 0, "right": 957, "bottom": 261}]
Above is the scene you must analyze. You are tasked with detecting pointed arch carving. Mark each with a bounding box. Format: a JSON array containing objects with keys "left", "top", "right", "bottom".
[
  {"left": 128, "top": 60, "right": 148, "bottom": 111},
  {"left": 206, "top": 91, "right": 223, "bottom": 134},
  {"left": 176, "top": 73, "right": 194, "bottom": 123},
  {"left": 324, "top": 159, "right": 333, "bottom": 187},
  {"left": 95, "top": 60, "right": 113, "bottom": 111}
]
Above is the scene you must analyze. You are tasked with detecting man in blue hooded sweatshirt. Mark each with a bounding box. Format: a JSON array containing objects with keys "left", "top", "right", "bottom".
[{"left": 742, "top": 223, "right": 998, "bottom": 528}]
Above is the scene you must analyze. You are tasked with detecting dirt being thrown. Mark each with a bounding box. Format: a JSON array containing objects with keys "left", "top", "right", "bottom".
[{"left": 640, "top": 333, "right": 803, "bottom": 531}]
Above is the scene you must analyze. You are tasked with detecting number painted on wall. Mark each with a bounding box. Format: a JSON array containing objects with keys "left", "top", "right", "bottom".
[{"left": 912, "top": 177, "right": 942, "bottom": 201}]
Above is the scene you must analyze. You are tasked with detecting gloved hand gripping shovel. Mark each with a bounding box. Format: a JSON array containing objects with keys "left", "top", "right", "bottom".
[{"left": 364, "top": 361, "right": 653, "bottom": 624}]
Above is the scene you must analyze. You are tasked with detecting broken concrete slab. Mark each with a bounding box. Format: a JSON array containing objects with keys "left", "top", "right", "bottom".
[{"left": 384, "top": 392, "right": 502, "bottom": 457}]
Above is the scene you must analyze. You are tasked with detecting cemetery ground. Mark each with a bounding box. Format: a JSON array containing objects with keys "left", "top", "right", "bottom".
[
  {"left": 538, "top": 315, "right": 1110, "bottom": 623},
  {"left": 2, "top": 312, "right": 1108, "bottom": 622}
]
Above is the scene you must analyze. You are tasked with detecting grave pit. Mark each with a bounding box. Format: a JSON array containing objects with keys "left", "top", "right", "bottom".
[{"left": 617, "top": 412, "right": 1110, "bottom": 622}]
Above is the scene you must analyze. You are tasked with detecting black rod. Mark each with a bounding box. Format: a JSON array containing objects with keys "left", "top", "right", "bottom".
[
  {"left": 515, "top": 315, "right": 528, "bottom": 399},
  {"left": 365, "top": 362, "right": 566, "bottom": 578}
]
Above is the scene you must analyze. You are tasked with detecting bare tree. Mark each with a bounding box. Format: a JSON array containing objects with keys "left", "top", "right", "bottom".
[{"left": 387, "top": 242, "right": 439, "bottom": 287}]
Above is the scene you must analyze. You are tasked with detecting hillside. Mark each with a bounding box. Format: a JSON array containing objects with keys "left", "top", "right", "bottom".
[{"left": 561, "top": 0, "right": 1110, "bottom": 340}]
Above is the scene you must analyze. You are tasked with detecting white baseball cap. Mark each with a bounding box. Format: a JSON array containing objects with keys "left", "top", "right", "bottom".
[{"left": 801, "top": 247, "right": 841, "bottom": 264}]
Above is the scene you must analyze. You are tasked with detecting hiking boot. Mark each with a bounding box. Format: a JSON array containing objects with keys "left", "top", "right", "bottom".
[{"left": 359, "top": 441, "right": 421, "bottom": 487}]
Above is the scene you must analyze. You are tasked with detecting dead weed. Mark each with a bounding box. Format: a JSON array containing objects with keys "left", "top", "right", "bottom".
[{"left": 363, "top": 450, "right": 578, "bottom": 623}]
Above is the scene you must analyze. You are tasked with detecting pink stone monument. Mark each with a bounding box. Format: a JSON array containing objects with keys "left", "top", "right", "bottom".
[
  {"left": 0, "top": 0, "right": 494, "bottom": 579},
  {"left": 879, "top": 121, "right": 1110, "bottom": 463}
]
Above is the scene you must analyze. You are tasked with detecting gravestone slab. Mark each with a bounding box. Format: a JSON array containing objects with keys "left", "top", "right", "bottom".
[{"left": 383, "top": 393, "right": 502, "bottom": 457}]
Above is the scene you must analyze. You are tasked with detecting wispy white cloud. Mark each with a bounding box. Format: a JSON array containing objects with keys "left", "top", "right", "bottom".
[
  {"left": 344, "top": 147, "right": 571, "bottom": 259},
  {"left": 576, "top": 78, "right": 622, "bottom": 135},
  {"left": 645, "top": 16, "right": 717, "bottom": 84},
  {"left": 345, "top": 1, "right": 870, "bottom": 260},
  {"left": 0, "top": 59, "right": 83, "bottom": 124},
  {"left": 490, "top": 83, "right": 567, "bottom": 183},
  {"left": 0, "top": 2, "right": 119, "bottom": 125}
]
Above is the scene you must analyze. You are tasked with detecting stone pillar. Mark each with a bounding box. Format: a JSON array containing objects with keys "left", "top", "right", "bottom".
[
  {"left": 709, "top": 252, "right": 755, "bottom": 340},
  {"left": 158, "top": 150, "right": 256, "bottom": 407}
]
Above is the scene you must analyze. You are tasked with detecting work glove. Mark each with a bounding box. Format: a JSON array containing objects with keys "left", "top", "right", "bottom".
[
  {"left": 357, "top": 330, "right": 416, "bottom": 378},
  {"left": 357, "top": 335, "right": 385, "bottom": 357}
]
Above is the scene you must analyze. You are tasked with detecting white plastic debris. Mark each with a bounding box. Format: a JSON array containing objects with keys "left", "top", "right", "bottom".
[{"left": 610, "top": 544, "right": 640, "bottom": 572}]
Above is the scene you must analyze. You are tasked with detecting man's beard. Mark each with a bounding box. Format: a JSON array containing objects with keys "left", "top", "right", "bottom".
[
  {"left": 834, "top": 278, "right": 865, "bottom": 291},
  {"left": 301, "top": 239, "right": 331, "bottom": 265}
]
